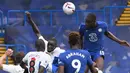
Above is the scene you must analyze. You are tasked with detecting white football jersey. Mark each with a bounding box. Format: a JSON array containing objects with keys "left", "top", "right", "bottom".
[
  {"left": 49, "top": 47, "right": 65, "bottom": 62},
  {"left": 46, "top": 47, "right": 65, "bottom": 73},
  {"left": 2, "top": 64, "right": 24, "bottom": 73},
  {"left": 38, "top": 35, "right": 65, "bottom": 73},
  {"left": 22, "top": 51, "right": 51, "bottom": 73}
]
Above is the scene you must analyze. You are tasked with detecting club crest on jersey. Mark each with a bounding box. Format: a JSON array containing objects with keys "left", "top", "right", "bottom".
[{"left": 98, "top": 28, "right": 102, "bottom": 32}]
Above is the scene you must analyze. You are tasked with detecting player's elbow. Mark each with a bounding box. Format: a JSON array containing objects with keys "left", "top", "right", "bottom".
[
  {"left": 20, "top": 61, "right": 26, "bottom": 69},
  {"left": 104, "top": 31, "right": 111, "bottom": 37}
]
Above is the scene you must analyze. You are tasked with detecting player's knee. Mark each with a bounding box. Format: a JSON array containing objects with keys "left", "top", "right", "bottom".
[
  {"left": 96, "top": 64, "right": 103, "bottom": 70},
  {"left": 95, "top": 57, "right": 104, "bottom": 70}
]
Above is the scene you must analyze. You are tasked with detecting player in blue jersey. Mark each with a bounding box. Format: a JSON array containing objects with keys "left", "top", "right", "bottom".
[
  {"left": 79, "top": 13, "right": 130, "bottom": 71},
  {"left": 58, "top": 31, "right": 102, "bottom": 73}
]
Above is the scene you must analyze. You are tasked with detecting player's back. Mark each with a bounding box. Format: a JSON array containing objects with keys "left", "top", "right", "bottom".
[
  {"left": 59, "top": 49, "right": 93, "bottom": 73},
  {"left": 23, "top": 51, "right": 51, "bottom": 73}
]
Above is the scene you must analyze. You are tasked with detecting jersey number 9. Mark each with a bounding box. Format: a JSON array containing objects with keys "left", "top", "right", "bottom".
[{"left": 71, "top": 59, "right": 81, "bottom": 73}]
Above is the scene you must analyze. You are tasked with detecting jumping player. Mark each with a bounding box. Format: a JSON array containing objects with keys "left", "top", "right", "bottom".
[
  {"left": 25, "top": 11, "right": 65, "bottom": 73},
  {"left": 79, "top": 13, "right": 130, "bottom": 71},
  {"left": 58, "top": 31, "right": 102, "bottom": 73},
  {"left": 20, "top": 39, "right": 51, "bottom": 73}
]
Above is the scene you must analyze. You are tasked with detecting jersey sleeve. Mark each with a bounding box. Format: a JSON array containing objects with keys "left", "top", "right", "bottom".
[
  {"left": 3, "top": 64, "right": 24, "bottom": 73},
  {"left": 103, "top": 22, "right": 108, "bottom": 32},
  {"left": 58, "top": 54, "right": 64, "bottom": 66},
  {"left": 79, "top": 24, "right": 85, "bottom": 37},
  {"left": 53, "top": 47, "right": 65, "bottom": 57},
  {"left": 2, "top": 64, "right": 15, "bottom": 73},
  {"left": 40, "top": 54, "right": 51, "bottom": 68},
  {"left": 85, "top": 51, "right": 94, "bottom": 66},
  {"left": 38, "top": 35, "right": 48, "bottom": 44},
  {"left": 22, "top": 52, "right": 29, "bottom": 63}
]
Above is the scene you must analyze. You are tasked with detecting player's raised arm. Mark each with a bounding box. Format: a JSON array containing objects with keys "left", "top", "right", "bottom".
[
  {"left": 104, "top": 31, "right": 130, "bottom": 47},
  {"left": 25, "top": 11, "right": 41, "bottom": 38},
  {"left": 0, "top": 49, "right": 13, "bottom": 69}
]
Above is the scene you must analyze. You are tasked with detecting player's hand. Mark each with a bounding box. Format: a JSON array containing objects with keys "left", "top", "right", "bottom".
[
  {"left": 25, "top": 11, "right": 31, "bottom": 18},
  {"left": 119, "top": 40, "right": 130, "bottom": 47},
  {"left": 5, "top": 49, "right": 13, "bottom": 56}
]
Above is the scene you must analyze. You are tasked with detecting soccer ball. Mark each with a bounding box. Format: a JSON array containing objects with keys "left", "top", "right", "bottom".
[{"left": 63, "top": 2, "right": 76, "bottom": 15}]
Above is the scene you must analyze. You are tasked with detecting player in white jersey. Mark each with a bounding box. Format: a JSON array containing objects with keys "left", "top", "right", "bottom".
[
  {"left": 20, "top": 39, "right": 51, "bottom": 73},
  {"left": 26, "top": 11, "right": 65, "bottom": 73},
  {"left": 0, "top": 49, "right": 26, "bottom": 73}
]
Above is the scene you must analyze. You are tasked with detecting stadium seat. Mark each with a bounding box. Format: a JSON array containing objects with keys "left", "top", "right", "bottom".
[{"left": 116, "top": 1, "right": 130, "bottom": 26}]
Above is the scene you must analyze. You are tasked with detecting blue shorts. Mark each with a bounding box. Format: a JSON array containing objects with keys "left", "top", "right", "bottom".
[{"left": 89, "top": 50, "right": 105, "bottom": 61}]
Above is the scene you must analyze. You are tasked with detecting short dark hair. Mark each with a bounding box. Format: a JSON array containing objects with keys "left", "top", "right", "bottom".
[
  {"left": 35, "top": 39, "right": 45, "bottom": 51},
  {"left": 85, "top": 13, "right": 96, "bottom": 23},
  {"left": 15, "top": 52, "right": 25, "bottom": 65},
  {"left": 69, "top": 31, "right": 80, "bottom": 46}
]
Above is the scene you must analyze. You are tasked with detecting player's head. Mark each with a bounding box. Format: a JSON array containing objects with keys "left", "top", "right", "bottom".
[
  {"left": 47, "top": 38, "right": 57, "bottom": 52},
  {"left": 35, "top": 39, "right": 45, "bottom": 51},
  {"left": 14, "top": 52, "right": 25, "bottom": 65},
  {"left": 85, "top": 13, "right": 96, "bottom": 28},
  {"left": 68, "top": 31, "right": 81, "bottom": 49}
]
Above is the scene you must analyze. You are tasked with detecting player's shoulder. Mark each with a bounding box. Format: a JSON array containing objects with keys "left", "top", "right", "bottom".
[
  {"left": 79, "top": 23, "right": 86, "bottom": 29},
  {"left": 79, "top": 49, "right": 89, "bottom": 53},
  {"left": 39, "top": 51, "right": 49, "bottom": 56},
  {"left": 25, "top": 51, "right": 33, "bottom": 55},
  {"left": 97, "top": 21, "right": 108, "bottom": 27},
  {"left": 54, "top": 47, "right": 65, "bottom": 53},
  {"left": 79, "top": 50, "right": 90, "bottom": 55},
  {"left": 27, "top": 51, "right": 38, "bottom": 54},
  {"left": 59, "top": 50, "right": 67, "bottom": 57}
]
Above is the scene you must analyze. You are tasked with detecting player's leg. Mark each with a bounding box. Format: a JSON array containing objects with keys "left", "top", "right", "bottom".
[
  {"left": 93, "top": 50, "right": 104, "bottom": 71},
  {"left": 95, "top": 56, "right": 104, "bottom": 70}
]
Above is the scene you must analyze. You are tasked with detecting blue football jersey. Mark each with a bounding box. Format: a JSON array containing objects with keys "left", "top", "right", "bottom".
[
  {"left": 79, "top": 21, "right": 108, "bottom": 52},
  {"left": 58, "top": 49, "right": 93, "bottom": 73}
]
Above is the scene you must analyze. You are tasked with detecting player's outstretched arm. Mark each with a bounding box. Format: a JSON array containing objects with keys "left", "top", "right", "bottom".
[
  {"left": 20, "top": 61, "right": 27, "bottom": 69},
  {"left": 20, "top": 61, "right": 28, "bottom": 73},
  {"left": 0, "top": 49, "right": 13, "bottom": 69},
  {"left": 25, "top": 11, "right": 41, "bottom": 38},
  {"left": 104, "top": 31, "right": 130, "bottom": 47}
]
